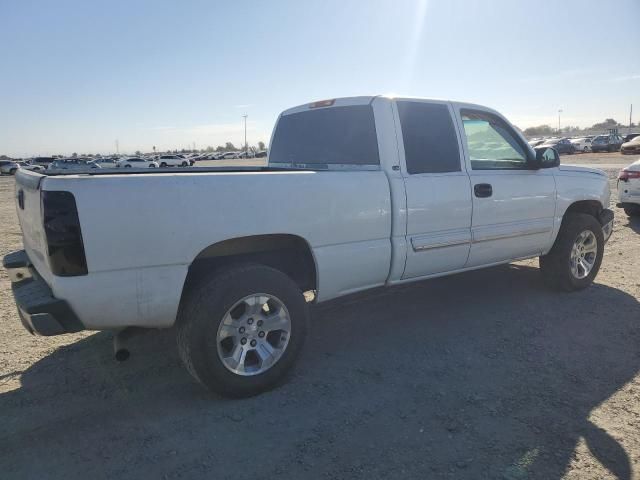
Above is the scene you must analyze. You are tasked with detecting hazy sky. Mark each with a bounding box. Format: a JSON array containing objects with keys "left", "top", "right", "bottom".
[{"left": 1, "top": 0, "right": 639, "bottom": 157}]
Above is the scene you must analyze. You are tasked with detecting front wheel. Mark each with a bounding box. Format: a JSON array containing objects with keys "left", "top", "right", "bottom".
[
  {"left": 176, "top": 264, "right": 309, "bottom": 398},
  {"left": 539, "top": 213, "right": 604, "bottom": 291},
  {"left": 124, "top": 164, "right": 132, "bottom": 168},
  {"left": 160, "top": 162, "right": 167, "bottom": 168},
  {"left": 181, "top": 161, "right": 188, "bottom": 167}
]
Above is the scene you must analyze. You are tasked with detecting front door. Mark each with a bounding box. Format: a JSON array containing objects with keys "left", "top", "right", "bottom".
[
  {"left": 394, "top": 99, "right": 472, "bottom": 279},
  {"left": 455, "top": 107, "right": 557, "bottom": 267}
]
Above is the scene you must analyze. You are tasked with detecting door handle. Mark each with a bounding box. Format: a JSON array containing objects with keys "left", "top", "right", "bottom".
[{"left": 474, "top": 183, "right": 492, "bottom": 198}]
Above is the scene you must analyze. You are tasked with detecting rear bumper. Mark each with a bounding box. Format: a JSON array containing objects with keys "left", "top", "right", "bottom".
[{"left": 2, "top": 250, "right": 84, "bottom": 336}]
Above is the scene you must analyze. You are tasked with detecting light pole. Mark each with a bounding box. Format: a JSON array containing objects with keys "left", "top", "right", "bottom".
[
  {"left": 558, "top": 109, "right": 563, "bottom": 134},
  {"left": 242, "top": 114, "right": 248, "bottom": 157}
]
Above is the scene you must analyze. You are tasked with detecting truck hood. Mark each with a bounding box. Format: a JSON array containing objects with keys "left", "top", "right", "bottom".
[{"left": 558, "top": 164, "right": 607, "bottom": 177}]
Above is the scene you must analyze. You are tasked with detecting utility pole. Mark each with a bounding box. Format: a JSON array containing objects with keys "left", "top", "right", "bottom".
[
  {"left": 115, "top": 139, "right": 119, "bottom": 155},
  {"left": 242, "top": 114, "right": 248, "bottom": 157},
  {"left": 630, "top": 104, "right": 633, "bottom": 133},
  {"left": 557, "top": 109, "right": 562, "bottom": 134}
]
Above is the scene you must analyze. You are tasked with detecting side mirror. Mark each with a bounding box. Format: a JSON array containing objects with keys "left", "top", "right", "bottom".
[{"left": 531, "top": 147, "right": 560, "bottom": 169}]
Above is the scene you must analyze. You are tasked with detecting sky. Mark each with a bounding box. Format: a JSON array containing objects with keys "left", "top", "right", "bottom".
[{"left": 1, "top": 0, "right": 639, "bottom": 157}]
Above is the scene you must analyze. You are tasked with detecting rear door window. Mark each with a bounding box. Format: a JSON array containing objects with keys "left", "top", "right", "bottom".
[
  {"left": 397, "top": 101, "right": 461, "bottom": 174},
  {"left": 269, "top": 105, "right": 380, "bottom": 168}
]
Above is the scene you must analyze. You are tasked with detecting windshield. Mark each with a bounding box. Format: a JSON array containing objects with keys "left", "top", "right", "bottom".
[{"left": 269, "top": 105, "right": 380, "bottom": 169}]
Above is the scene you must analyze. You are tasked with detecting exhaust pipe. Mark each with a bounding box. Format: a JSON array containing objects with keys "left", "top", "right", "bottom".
[{"left": 113, "top": 327, "right": 146, "bottom": 361}]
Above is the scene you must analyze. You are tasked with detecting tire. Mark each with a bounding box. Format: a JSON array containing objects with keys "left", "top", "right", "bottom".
[
  {"left": 181, "top": 161, "right": 188, "bottom": 167},
  {"left": 539, "top": 213, "right": 604, "bottom": 292},
  {"left": 623, "top": 205, "right": 640, "bottom": 217},
  {"left": 583, "top": 146, "right": 588, "bottom": 153},
  {"left": 176, "top": 263, "right": 309, "bottom": 398},
  {"left": 149, "top": 164, "right": 156, "bottom": 168},
  {"left": 9, "top": 168, "right": 17, "bottom": 175},
  {"left": 124, "top": 164, "right": 132, "bottom": 168},
  {"left": 160, "top": 162, "right": 167, "bottom": 168}
]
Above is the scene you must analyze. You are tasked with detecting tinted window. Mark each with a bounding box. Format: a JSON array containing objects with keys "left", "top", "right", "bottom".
[
  {"left": 269, "top": 105, "right": 379, "bottom": 167},
  {"left": 461, "top": 110, "right": 528, "bottom": 170},
  {"left": 397, "top": 101, "right": 460, "bottom": 174}
]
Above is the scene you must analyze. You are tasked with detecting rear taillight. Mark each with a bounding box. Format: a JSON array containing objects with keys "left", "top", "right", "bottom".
[
  {"left": 41, "top": 191, "right": 88, "bottom": 276},
  {"left": 618, "top": 169, "right": 640, "bottom": 182}
]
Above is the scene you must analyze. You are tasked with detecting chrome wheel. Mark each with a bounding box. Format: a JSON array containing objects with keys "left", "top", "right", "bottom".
[
  {"left": 570, "top": 230, "right": 598, "bottom": 279},
  {"left": 216, "top": 294, "right": 291, "bottom": 376}
]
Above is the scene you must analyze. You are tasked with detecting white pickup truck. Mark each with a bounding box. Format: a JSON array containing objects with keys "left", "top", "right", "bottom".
[{"left": 4, "top": 96, "right": 613, "bottom": 397}]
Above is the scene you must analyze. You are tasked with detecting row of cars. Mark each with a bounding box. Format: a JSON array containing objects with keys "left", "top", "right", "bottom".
[
  {"left": 0, "top": 150, "right": 270, "bottom": 174},
  {"left": 528, "top": 133, "right": 640, "bottom": 154}
]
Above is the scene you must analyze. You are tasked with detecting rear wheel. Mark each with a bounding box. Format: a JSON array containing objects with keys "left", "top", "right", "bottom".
[
  {"left": 623, "top": 205, "right": 640, "bottom": 217},
  {"left": 539, "top": 213, "right": 604, "bottom": 291},
  {"left": 181, "top": 161, "right": 188, "bottom": 167},
  {"left": 124, "top": 164, "right": 132, "bottom": 168},
  {"left": 583, "top": 146, "right": 588, "bottom": 153},
  {"left": 176, "top": 264, "right": 309, "bottom": 398},
  {"left": 160, "top": 162, "right": 167, "bottom": 168},
  {"left": 149, "top": 163, "right": 156, "bottom": 168},
  {"left": 9, "top": 168, "right": 17, "bottom": 175}
]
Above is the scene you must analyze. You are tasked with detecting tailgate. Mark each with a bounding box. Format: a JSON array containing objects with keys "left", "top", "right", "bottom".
[{"left": 14, "top": 170, "right": 52, "bottom": 283}]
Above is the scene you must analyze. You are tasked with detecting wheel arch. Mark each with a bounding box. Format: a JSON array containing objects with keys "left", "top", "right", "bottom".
[{"left": 181, "top": 234, "right": 318, "bottom": 304}]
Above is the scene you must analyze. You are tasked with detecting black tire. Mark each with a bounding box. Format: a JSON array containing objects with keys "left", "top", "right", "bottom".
[
  {"left": 623, "top": 205, "right": 640, "bottom": 217},
  {"left": 181, "top": 161, "right": 188, "bottom": 167},
  {"left": 124, "top": 164, "right": 132, "bottom": 168},
  {"left": 539, "top": 213, "right": 604, "bottom": 292},
  {"left": 9, "top": 168, "right": 17, "bottom": 175},
  {"left": 583, "top": 146, "right": 588, "bottom": 153},
  {"left": 176, "top": 263, "right": 309, "bottom": 398},
  {"left": 160, "top": 162, "right": 167, "bottom": 167}
]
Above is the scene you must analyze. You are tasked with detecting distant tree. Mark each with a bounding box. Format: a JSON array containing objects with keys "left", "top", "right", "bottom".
[
  {"left": 71, "top": 152, "right": 78, "bottom": 158},
  {"left": 215, "top": 145, "right": 225, "bottom": 152},
  {"left": 135, "top": 150, "right": 142, "bottom": 156},
  {"left": 523, "top": 125, "right": 554, "bottom": 137},
  {"left": 258, "top": 141, "right": 266, "bottom": 150},
  {"left": 591, "top": 118, "right": 618, "bottom": 130},
  {"left": 0, "top": 154, "right": 10, "bottom": 160},
  {"left": 225, "top": 142, "right": 236, "bottom": 151},
  {"left": 205, "top": 146, "right": 214, "bottom": 152}
]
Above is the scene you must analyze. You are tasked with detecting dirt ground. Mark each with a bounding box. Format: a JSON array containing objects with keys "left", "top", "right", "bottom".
[{"left": 1, "top": 153, "right": 639, "bottom": 479}]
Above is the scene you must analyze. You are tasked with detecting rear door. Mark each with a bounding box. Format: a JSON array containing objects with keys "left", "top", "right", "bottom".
[
  {"left": 454, "top": 106, "right": 556, "bottom": 267},
  {"left": 394, "top": 99, "right": 472, "bottom": 279}
]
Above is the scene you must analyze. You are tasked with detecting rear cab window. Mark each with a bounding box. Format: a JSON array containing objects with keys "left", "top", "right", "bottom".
[
  {"left": 269, "top": 104, "right": 380, "bottom": 169},
  {"left": 396, "top": 101, "right": 461, "bottom": 174}
]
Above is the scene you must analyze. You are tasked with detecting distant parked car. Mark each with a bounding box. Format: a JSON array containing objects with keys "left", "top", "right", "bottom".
[
  {"left": 49, "top": 159, "right": 101, "bottom": 171},
  {"left": 0, "top": 160, "right": 19, "bottom": 175},
  {"left": 539, "top": 138, "right": 575, "bottom": 154},
  {"left": 527, "top": 138, "right": 546, "bottom": 147},
  {"left": 15, "top": 160, "right": 45, "bottom": 172},
  {"left": 116, "top": 157, "right": 159, "bottom": 168},
  {"left": 218, "top": 152, "right": 238, "bottom": 160},
  {"left": 30, "top": 156, "right": 56, "bottom": 169},
  {"left": 254, "top": 150, "right": 268, "bottom": 158},
  {"left": 94, "top": 158, "right": 118, "bottom": 168},
  {"left": 155, "top": 155, "right": 190, "bottom": 167},
  {"left": 622, "top": 133, "right": 639, "bottom": 143},
  {"left": 236, "top": 150, "right": 255, "bottom": 159},
  {"left": 621, "top": 135, "right": 640, "bottom": 155},
  {"left": 617, "top": 158, "right": 640, "bottom": 217},
  {"left": 570, "top": 137, "right": 592, "bottom": 153},
  {"left": 591, "top": 134, "right": 625, "bottom": 153}
]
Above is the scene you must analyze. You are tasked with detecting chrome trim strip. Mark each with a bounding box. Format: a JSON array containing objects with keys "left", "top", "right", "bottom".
[
  {"left": 412, "top": 238, "right": 470, "bottom": 252},
  {"left": 472, "top": 227, "right": 551, "bottom": 243}
]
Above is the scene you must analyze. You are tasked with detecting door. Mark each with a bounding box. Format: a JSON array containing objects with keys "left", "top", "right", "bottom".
[
  {"left": 455, "top": 108, "right": 557, "bottom": 267},
  {"left": 394, "top": 100, "right": 472, "bottom": 279}
]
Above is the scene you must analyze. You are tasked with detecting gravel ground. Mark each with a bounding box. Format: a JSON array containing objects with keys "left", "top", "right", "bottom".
[{"left": 0, "top": 154, "right": 639, "bottom": 479}]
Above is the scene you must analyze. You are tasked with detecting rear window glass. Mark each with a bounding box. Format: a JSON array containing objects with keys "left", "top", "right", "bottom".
[{"left": 269, "top": 105, "right": 379, "bottom": 168}]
